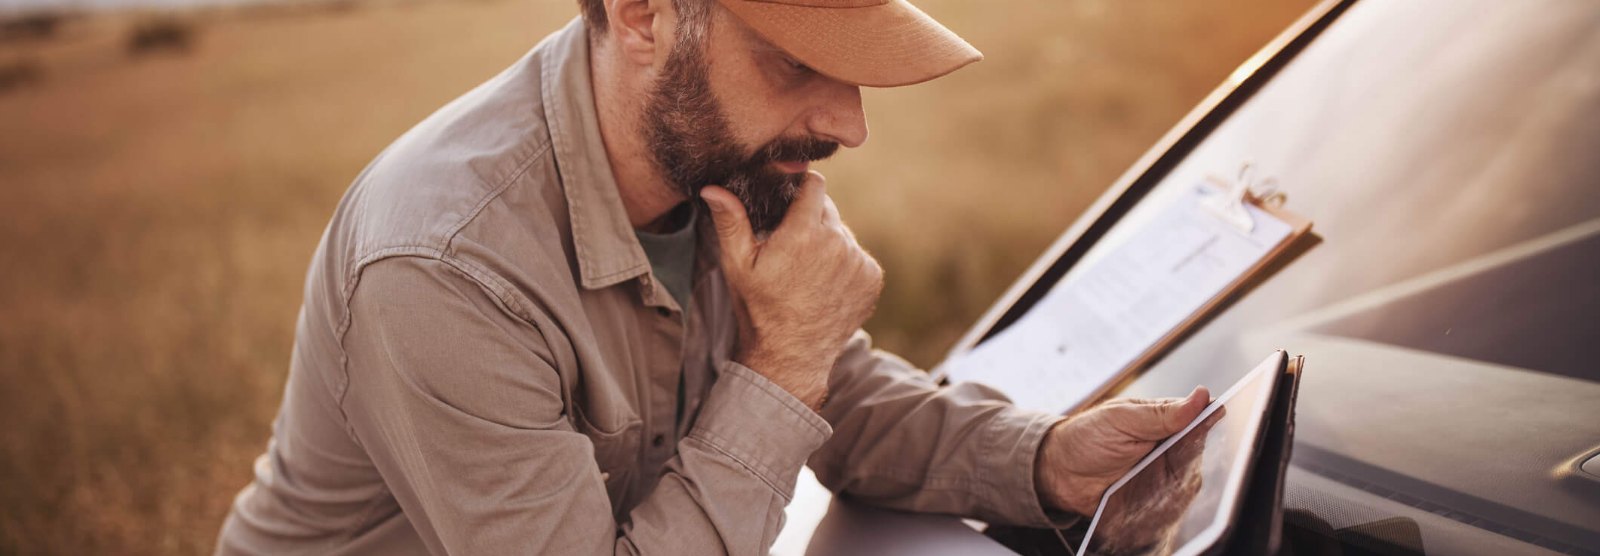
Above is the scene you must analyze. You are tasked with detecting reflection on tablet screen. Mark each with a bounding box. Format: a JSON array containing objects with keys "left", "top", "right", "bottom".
[{"left": 1080, "top": 353, "right": 1280, "bottom": 556}]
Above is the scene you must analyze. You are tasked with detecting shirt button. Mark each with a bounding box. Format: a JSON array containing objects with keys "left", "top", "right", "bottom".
[{"left": 652, "top": 434, "right": 666, "bottom": 448}]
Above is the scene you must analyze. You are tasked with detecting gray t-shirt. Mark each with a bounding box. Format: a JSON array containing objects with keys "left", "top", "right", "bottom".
[
  {"left": 633, "top": 203, "right": 698, "bottom": 313},
  {"left": 634, "top": 202, "right": 699, "bottom": 426}
]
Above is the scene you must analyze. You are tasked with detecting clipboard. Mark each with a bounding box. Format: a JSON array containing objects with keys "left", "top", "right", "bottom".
[
  {"left": 1084, "top": 166, "right": 1316, "bottom": 413},
  {"left": 941, "top": 163, "right": 1316, "bottom": 416}
]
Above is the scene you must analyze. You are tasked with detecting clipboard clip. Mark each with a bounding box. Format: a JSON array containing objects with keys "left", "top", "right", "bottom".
[{"left": 1203, "top": 163, "right": 1284, "bottom": 233}]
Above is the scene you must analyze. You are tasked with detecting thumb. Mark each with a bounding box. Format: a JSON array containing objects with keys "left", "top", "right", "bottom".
[
  {"left": 700, "top": 186, "right": 755, "bottom": 267},
  {"left": 1162, "top": 386, "right": 1210, "bottom": 432},
  {"left": 1113, "top": 386, "right": 1209, "bottom": 441}
]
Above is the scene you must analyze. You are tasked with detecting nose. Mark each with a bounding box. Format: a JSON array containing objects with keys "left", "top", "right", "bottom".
[{"left": 807, "top": 82, "right": 869, "bottom": 149}]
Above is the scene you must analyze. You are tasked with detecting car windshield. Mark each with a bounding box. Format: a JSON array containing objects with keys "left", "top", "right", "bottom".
[
  {"left": 1069, "top": 1, "right": 1600, "bottom": 552},
  {"left": 940, "top": 2, "right": 1600, "bottom": 553}
]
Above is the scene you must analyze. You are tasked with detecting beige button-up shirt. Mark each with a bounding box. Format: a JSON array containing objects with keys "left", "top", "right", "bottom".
[{"left": 217, "top": 18, "right": 1067, "bottom": 556}]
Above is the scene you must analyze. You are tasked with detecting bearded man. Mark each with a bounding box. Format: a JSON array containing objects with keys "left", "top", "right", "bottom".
[{"left": 216, "top": 0, "right": 1209, "bottom": 553}]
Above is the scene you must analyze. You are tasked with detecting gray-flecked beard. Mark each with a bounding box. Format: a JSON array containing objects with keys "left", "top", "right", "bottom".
[{"left": 642, "top": 36, "right": 838, "bottom": 233}]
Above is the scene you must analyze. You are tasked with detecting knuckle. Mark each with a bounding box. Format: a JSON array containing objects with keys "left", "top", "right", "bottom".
[
  {"left": 798, "top": 224, "right": 830, "bottom": 247},
  {"left": 804, "top": 170, "right": 827, "bottom": 186},
  {"left": 857, "top": 259, "right": 884, "bottom": 293},
  {"left": 832, "top": 226, "right": 854, "bottom": 247},
  {"left": 811, "top": 226, "right": 844, "bottom": 252},
  {"left": 864, "top": 258, "right": 884, "bottom": 283}
]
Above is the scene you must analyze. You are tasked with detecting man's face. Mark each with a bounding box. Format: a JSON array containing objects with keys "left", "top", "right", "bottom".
[{"left": 642, "top": 6, "right": 867, "bottom": 233}]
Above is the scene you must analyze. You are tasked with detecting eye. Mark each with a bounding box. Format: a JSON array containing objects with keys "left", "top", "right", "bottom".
[{"left": 782, "top": 55, "right": 813, "bottom": 75}]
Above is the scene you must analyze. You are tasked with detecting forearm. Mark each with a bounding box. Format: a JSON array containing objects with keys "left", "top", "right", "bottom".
[
  {"left": 622, "top": 362, "right": 831, "bottom": 553},
  {"left": 807, "top": 331, "right": 1075, "bottom": 528},
  {"left": 348, "top": 357, "right": 831, "bottom": 556}
]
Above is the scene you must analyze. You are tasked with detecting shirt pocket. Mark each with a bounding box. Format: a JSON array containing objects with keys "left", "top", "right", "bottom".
[{"left": 573, "top": 405, "right": 642, "bottom": 516}]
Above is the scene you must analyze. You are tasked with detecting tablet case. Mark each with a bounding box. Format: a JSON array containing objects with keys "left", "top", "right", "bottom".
[{"left": 1205, "top": 354, "right": 1303, "bottom": 556}]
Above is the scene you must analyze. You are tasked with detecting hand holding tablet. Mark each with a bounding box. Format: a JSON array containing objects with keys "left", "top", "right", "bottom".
[
  {"left": 1079, "top": 351, "right": 1291, "bottom": 556},
  {"left": 1035, "top": 386, "right": 1212, "bottom": 516}
]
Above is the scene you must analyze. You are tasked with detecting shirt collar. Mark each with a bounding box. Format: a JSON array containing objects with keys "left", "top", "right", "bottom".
[{"left": 541, "top": 18, "right": 652, "bottom": 290}]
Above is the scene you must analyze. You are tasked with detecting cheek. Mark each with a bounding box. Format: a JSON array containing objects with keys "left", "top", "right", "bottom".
[{"left": 704, "top": 54, "right": 811, "bottom": 145}]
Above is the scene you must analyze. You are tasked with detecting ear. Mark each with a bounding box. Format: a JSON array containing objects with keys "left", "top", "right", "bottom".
[{"left": 606, "top": 0, "right": 677, "bottom": 68}]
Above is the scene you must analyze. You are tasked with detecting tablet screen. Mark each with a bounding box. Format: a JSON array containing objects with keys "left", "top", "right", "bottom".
[{"left": 1079, "top": 351, "right": 1282, "bottom": 556}]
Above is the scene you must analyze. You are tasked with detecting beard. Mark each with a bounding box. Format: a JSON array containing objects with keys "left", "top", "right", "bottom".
[{"left": 643, "top": 36, "right": 839, "bottom": 234}]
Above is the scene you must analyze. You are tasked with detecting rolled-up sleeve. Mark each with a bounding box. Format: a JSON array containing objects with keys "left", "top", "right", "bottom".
[
  {"left": 808, "top": 330, "right": 1077, "bottom": 528},
  {"left": 340, "top": 256, "right": 830, "bottom": 555}
]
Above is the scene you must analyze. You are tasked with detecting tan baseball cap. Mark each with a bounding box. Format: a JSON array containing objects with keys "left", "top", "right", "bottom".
[{"left": 714, "top": 0, "right": 982, "bottom": 88}]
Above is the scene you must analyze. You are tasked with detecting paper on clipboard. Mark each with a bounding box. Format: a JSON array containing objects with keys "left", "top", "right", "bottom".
[{"left": 944, "top": 181, "right": 1296, "bottom": 415}]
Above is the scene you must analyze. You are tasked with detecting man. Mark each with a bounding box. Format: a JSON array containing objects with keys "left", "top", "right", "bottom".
[{"left": 217, "top": 0, "right": 1209, "bottom": 553}]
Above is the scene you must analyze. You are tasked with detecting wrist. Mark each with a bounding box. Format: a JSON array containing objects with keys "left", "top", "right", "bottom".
[
  {"left": 1035, "top": 420, "right": 1066, "bottom": 512},
  {"left": 1035, "top": 420, "right": 1093, "bottom": 516},
  {"left": 736, "top": 346, "right": 830, "bottom": 410}
]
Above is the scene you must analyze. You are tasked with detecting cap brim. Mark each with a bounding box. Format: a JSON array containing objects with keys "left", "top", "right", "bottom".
[{"left": 718, "top": 0, "right": 983, "bottom": 88}]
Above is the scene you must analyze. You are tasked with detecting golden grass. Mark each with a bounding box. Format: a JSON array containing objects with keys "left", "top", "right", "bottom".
[{"left": 0, "top": 0, "right": 1306, "bottom": 552}]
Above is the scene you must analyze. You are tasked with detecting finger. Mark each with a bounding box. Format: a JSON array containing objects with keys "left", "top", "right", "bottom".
[
  {"left": 775, "top": 171, "right": 828, "bottom": 235},
  {"left": 1167, "top": 429, "right": 1208, "bottom": 465},
  {"left": 1101, "top": 404, "right": 1175, "bottom": 442},
  {"left": 1102, "top": 396, "right": 1184, "bottom": 407},
  {"left": 1163, "top": 386, "right": 1210, "bottom": 431},
  {"left": 822, "top": 194, "right": 843, "bottom": 228},
  {"left": 1107, "top": 386, "right": 1209, "bottom": 441},
  {"left": 841, "top": 223, "right": 866, "bottom": 255},
  {"left": 700, "top": 186, "right": 755, "bottom": 266},
  {"left": 826, "top": 197, "right": 865, "bottom": 248},
  {"left": 1111, "top": 386, "right": 1209, "bottom": 408}
]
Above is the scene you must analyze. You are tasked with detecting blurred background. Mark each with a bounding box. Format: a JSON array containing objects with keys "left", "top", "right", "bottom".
[{"left": 0, "top": 0, "right": 1309, "bottom": 553}]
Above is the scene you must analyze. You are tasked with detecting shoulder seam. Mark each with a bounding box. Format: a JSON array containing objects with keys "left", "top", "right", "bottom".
[
  {"left": 332, "top": 251, "right": 552, "bottom": 410},
  {"left": 437, "top": 139, "right": 555, "bottom": 258}
]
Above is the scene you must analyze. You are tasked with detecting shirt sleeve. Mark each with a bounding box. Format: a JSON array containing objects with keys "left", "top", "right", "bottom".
[
  {"left": 339, "top": 256, "right": 831, "bottom": 555},
  {"left": 808, "top": 330, "right": 1078, "bottom": 528}
]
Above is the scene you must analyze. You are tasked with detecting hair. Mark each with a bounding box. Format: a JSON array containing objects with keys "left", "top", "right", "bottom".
[
  {"left": 579, "top": 0, "right": 711, "bottom": 42},
  {"left": 577, "top": 0, "right": 609, "bottom": 35}
]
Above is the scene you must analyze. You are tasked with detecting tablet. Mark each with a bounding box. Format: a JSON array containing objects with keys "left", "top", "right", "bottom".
[{"left": 1078, "top": 351, "right": 1285, "bottom": 556}]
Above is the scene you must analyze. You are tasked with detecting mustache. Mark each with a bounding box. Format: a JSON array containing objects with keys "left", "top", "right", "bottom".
[{"left": 752, "top": 136, "right": 840, "bottom": 166}]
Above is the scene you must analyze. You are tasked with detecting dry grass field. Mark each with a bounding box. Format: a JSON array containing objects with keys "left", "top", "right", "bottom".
[{"left": 0, "top": 0, "right": 1307, "bottom": 552}]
